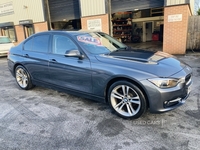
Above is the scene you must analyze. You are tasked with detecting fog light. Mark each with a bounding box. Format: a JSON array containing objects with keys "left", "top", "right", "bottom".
[{"left": 164, "top": 101, "right": 168, "bottom": 105}]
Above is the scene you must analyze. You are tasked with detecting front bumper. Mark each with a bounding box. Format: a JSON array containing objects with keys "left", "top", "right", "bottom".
[{"left": 141, "top": 67, "right": 192, "bottom": 113}]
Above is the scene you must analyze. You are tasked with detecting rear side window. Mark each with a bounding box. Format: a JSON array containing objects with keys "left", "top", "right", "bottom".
[
  {"left": 24, "top": 37, "right": 33, "bottom": 51},
  {"left": 24, "top": 34, "right": 50, "bottom": 53}
]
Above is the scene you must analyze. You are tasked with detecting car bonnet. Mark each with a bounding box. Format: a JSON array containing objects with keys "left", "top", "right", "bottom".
[{"left": 95, "top": 49, "right": 187, "bottom": 77}]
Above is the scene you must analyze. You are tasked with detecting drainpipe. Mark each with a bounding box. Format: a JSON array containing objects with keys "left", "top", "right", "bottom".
[
  {"left": 46, "top": 0, "right": 52, "bottom": 30},
  {"left": 108, "top": 0, "right": 112, "bottom": 36}
]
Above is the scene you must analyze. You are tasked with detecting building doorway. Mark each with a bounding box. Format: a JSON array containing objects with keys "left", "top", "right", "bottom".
[
  {"left": 19, "top": 20, "right": 35, "bottom": 39},
  {"left": 143, "top": 22, "right": 153, "bottom": 42},
  {"left": 23, "top": 25, "right": 34, "bottom": 39},
  {"left": 51, "top": 19, "right": 81, "bottom": 30}
]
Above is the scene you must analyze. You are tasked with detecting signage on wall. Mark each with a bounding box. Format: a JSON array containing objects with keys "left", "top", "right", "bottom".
[
  {"left": 168, "top": 14, "right": 182, "bottom": 22},
  {"left": 0, "top": 2, "right": 14, "bottom": 16},
  {"left": 0, "top": 22, "right": 14, "bottom": 28},
  {"left": 87, "top": 19, "right": 102, "bottom": 31},
  {"left": 19, "top": 20, "right": 33, "bottom": 25}
]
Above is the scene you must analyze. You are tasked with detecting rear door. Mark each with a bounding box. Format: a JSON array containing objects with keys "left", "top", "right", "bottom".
[
  {"left": 22, "top": 34, "right": 50, "bottom": 83},
  {"left": 48, "top": 34, "right": 92, "bottom": 93}
]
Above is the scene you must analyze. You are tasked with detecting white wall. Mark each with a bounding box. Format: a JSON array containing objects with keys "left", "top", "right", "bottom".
[
  {"left": 79, "top": 0, "right": 106, "bottom": 17},
  {"left": 165, "top": 0, "right": 194, "bottom": 14},
  {"left": 0, "top": 0, "right": 45, "bottom": 25}
]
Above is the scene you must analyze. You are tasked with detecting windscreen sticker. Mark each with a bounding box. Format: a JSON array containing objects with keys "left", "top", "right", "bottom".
[{"left": 77, "top": 36, "right": 102, "bottom": 46}]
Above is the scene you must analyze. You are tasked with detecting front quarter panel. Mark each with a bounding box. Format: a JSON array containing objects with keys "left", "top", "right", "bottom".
[{"left": 91, "top": 61, "right": 157, "bottom": 98}]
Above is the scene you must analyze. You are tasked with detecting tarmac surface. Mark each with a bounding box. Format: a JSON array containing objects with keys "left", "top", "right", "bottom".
[{"left": 0, "top": 54, "right": 200, "bottom": 150}]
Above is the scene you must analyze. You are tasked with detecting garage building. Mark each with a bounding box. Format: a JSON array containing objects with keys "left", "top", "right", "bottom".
[{"left": 0, "top": 0, "right": 194, "bottom": 54}]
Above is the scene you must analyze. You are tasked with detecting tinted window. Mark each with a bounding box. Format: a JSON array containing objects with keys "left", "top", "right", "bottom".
[
  {"left": 33, "top": 35, "right": 50, "bottom": 53},
  {"left": 24, "top": 35, "right": 50, "bottom": 53},
  {"left": 24, "top": 37, "right": 33, "bottom": 51},
  {"left": 53, "top": 35, "right": 78, "bottom": 55}
]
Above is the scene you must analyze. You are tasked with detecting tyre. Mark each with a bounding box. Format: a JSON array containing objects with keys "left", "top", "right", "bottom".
[
  {"left": 108, "top": 80, "right": 147, "bottom": 119},
  {"left": 15, "top": 65, "right": 34, "bottom": 90}
]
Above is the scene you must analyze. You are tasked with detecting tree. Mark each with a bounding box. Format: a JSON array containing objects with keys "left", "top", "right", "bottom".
[
  {"left": 195, "top": 0, "right": 200, "bottom": 15},
  {"left": 198, "top": 8, "right": 200, "bottom": 15}
]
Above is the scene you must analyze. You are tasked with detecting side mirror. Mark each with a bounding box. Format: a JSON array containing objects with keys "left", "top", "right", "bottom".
[{"left": 65, "top": 50, "right": 84, "bottom": 59}]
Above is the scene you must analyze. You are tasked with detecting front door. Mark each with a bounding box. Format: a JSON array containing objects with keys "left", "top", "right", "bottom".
[{"left": 48, "top": 34, "right": 92, "bottom": 93}]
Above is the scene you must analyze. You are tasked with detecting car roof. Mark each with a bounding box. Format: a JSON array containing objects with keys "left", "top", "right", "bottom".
[{"left": 34, "top": 30, "right": 97, "bottom": 36}]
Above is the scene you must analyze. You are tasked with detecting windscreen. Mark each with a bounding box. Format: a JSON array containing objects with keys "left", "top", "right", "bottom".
[
  {"left": 76, "top": 32, "right": 127, "bottom": 54},
  {"left": 0, "top": 37, "right": 11, "bottom": 44}
]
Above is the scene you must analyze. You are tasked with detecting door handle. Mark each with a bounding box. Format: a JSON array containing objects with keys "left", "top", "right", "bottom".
[
  {"left": 23, "top": 54, "right": 29, "bottom": 57},
  {"left": 49, "top": 59, "right": 57, "bottom": 63}
]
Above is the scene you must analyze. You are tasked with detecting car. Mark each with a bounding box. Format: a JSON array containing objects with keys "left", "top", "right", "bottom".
[
  {"left": 7, "top": 31, "right": 192, "bottom": 119},
  {"left": 0, "top": 36, "right": 14, "bottom": 56}
]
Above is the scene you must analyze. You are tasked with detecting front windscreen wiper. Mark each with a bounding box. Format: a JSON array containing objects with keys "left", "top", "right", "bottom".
[{"left": 115, "top": 46, "right": 129, "bottom": 51}]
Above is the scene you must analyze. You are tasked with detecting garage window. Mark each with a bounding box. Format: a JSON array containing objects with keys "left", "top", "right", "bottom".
[{"left": 0, "top": 26, "right": 17, "bottom": 42}]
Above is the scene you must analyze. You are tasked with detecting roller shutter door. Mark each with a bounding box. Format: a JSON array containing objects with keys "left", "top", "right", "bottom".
[
  {"left": 49, "top": 0, "right": 80, "bottom": 22},
  {"left": 111, "top": 0, "right": 164, "bottom": 13}
]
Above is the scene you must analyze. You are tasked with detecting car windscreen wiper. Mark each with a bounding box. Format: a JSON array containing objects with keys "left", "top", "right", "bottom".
[{"left": 115, "top": 46, "right": 129, "bottom": 51}]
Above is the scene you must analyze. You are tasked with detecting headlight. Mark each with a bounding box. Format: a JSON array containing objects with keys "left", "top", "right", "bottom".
[{"left": 148, "top": 78, "right": 181, "bottom": 89}]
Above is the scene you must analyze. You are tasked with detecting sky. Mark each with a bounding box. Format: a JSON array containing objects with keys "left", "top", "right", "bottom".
[
  {"left": 196, "top": 0, "right": 200, "bottom": 7},
  {"left": 195, "top": 0, "right": 200, "bottom": 14}
]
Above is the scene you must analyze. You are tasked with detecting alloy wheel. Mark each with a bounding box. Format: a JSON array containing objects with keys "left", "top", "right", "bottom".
[
  {"left": 16, "top": 68, "right": 28, "bottom": 88},
  {"left": 110, "top": 84, "right": 141, "bottom": 117}
]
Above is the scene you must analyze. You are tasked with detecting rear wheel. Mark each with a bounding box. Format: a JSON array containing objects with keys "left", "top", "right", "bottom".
[
  {"left": 108, "top": 80, "right": 147, "bottom": 119},
  {"left": 15, "top": 65, "right": 33, "bottom": 90}
]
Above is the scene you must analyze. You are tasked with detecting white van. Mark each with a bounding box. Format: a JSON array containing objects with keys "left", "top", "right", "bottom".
[{"left": 0, "top": 36, "right": 15, "bottom": 56}]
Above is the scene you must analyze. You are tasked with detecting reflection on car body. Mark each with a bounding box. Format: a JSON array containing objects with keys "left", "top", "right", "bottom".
[{"left": 7, "top": 31, "right": 192, "bottom": 119}]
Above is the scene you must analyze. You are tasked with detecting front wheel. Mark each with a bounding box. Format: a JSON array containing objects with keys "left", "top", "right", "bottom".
[
  {"left": 108, "top": 81, "right": 147, "bottom": 119},
  {"left": 15, "top": 65, "right": 34, "bottom": 90}
]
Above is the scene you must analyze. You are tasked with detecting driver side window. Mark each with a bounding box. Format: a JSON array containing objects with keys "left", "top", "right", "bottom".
[{"left": 53, "top": 35, "right": 78, "bottom": 55}]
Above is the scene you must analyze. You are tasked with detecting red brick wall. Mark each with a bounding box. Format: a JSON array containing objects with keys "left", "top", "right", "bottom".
[
  {"left": 163, "top": 5, "right": 191, "bottom": 54},
  {"left": 14, "top": 21, "right": 48, "bottom": 45},
  {"left": 81, "top": 14, "right": 109, "bottom": 34},
  {"left": 15, "top": 25, "right": 25, "bottom": 45},
  {"left": 34, "top": 21, "right": 48, "bottom": 33}
]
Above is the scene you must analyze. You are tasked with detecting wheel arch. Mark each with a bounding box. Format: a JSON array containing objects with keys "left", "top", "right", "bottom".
[
  {"left": 105, "top": 77, "right": 150, "bottom": 108},
  {"left": 13, "top": 63, "right": 24, "bottom": 77},
  {"left": 14, "top": 63, "right": 34, "bottom": 90},
  {"left": 13, "top": 63, "right": 31, "bottom": 79}
]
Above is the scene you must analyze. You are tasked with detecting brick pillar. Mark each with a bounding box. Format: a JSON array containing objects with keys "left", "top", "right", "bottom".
[
  {"left": 14, "top": 22, "right": 48, "bottom": 45},
  {"left": 34, "top": 21, "right": 48, "bottom": 33},
  {"left": 15, "top": 25, "right": 25, "bottom": 45},
  {"left": 163, "top": 5, "right": 191, "bottom": 54},
  {"left": 81, "top": 14, "right": 109, "bottom": 34}
]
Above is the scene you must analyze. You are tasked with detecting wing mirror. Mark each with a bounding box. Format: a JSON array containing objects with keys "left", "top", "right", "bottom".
[{"left": 65, "top": 50, "right": 84, "bottom": 59}]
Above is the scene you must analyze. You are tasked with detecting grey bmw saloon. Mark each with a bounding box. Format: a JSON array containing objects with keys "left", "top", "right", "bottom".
[{"left": 7, "top": 31, "right": 192, "bottom": 119}]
